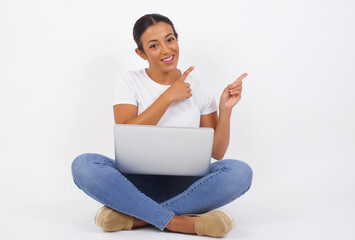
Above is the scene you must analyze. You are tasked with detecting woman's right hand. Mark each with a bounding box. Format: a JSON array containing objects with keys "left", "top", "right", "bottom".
[{"left": 164, "top": 66, "right": 195, "bottom": 103}]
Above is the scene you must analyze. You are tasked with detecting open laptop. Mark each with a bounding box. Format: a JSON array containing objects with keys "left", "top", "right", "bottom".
[{"left": 114, "top": 124, "right": 214, "bottom": 176}]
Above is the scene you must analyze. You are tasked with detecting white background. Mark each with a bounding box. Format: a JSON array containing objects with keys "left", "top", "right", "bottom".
[{"left": 1, "top": 0, "right": 354, "bottom": 239}]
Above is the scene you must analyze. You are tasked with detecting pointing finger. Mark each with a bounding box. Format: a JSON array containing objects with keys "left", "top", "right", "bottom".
[
  {"left": 179, "top": 66, "right": 195, "bottom": 81},
  {"left": 233, "top": 73, "right": 248, "bottom": 84},
  {"left": 230, "top": 81, "right": 242, "bottom": 88}
]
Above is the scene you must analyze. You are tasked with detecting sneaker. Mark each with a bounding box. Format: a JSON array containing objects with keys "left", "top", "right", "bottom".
[
  {"left": 94, "top": 206, "right": 133, "bottom": 231},
  {"left": 184, "top": 209, "right": 235, "bottom": 237}
]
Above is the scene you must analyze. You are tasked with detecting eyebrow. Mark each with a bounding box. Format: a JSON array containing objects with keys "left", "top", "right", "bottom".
[{"left": 147, "top": 33, "right": 174, "bottom": 45}]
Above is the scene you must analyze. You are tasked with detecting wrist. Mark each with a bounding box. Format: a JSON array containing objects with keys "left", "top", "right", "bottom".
[
  {"left": 219, "top": 108, "right": 232, "bottom": 117},
  {"left": 162, "top": 91, "right": 173, "bottom": 105}
]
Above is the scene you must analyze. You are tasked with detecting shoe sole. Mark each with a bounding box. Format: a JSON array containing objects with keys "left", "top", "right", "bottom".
[
  {"left": 94, "top": 206, "right": 134, "bottom": 231},
  {"left": 219, "top": 209, "right": 235, "bottom": 229},
  {"left": 184, "top": 209, "right": 235, "bottom": 235},
  {"left": 210, "top": 209, "right": 235, "bottom": 233},
  {"left": 94, "top": 206, "right": 107, "bottom": 226}
]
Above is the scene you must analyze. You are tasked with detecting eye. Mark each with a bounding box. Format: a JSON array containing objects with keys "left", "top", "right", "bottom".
[
  {"left": 150, "top": 44, "right": 158, "bottom": 49},
  {"left": 167, "top": 37, "right": 175, "bottom": 42}
]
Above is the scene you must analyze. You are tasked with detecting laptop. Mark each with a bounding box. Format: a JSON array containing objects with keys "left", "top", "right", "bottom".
[{"left": 114, "top": 124, "right": 214, "bottom": 176}]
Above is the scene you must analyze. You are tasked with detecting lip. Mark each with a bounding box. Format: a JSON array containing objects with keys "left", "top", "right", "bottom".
[{"left": 161, "top": 54, "right": 174, "bottom": 64}]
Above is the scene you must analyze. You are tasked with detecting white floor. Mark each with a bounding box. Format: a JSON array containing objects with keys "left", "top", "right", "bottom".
[{"left": 2, "top": 177, "right": 354, "bottom": 240}]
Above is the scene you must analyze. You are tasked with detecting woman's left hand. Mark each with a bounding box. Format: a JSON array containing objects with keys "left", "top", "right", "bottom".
[{"left": 219, "top": 73, "right": 248, "bottom": 112}]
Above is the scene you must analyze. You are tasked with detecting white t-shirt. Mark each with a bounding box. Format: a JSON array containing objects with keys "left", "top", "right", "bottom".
[{"left": 112, "top": 69, "right": 218, "bottom": 127}]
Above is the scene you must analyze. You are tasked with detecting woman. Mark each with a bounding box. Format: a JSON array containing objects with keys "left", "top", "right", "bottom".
[{"left": 71, "top": 13, "right": 252, "bottom": 238}]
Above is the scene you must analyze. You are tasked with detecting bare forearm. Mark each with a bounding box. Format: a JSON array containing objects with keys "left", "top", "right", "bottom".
[
  {"left": 212, "top": 109, "right": 232, "bottom": 160},
  {"left": 126, "top": 93, "right": 172, "bottom": 125}
]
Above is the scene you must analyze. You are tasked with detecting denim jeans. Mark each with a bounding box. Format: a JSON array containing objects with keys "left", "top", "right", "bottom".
[{"left": 71, "top": 153, "right": 253, "bottom": 231}]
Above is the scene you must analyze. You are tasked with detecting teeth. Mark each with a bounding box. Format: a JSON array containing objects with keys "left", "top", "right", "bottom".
[{"left": 162, "top": 55, "right": 173, "bottom": 62}]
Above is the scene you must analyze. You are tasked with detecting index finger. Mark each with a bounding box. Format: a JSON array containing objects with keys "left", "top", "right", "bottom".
[
  {"left": 233, "top": 73, "right": 248, "bottom": 84},
  {"left": 179, "top": 66, "right": 195, "bottom": 81}
]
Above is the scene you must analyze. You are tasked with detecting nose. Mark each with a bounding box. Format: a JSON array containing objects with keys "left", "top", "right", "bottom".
[{"left": 160, "top": 42, "right": 169, "bottom": 54}]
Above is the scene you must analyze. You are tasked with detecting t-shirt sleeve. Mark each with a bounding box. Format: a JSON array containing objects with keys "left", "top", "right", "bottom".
[
  {"left": 112, "top": 73, "right": 137, "bottom": 106},
  {"left": 200, "top": 81, "right": 218, "bottom": 115}
]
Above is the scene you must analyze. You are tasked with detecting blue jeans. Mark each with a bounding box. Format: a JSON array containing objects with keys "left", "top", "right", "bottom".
[{"left": 71, "top": 153, "right": 253, "bottom": 231}]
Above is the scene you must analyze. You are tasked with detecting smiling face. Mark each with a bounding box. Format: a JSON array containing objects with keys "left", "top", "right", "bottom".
[{"left": 135, "top": 22, "right": 179, "bottom": 73}]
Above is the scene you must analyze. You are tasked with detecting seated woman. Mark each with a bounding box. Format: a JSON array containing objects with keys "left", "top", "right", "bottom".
[{"left": 71, "top": 13, "right": 253, "bottom": 238}]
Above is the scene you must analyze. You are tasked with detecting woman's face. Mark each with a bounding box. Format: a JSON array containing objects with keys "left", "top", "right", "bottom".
[{"left": 136, "top": 22, "right": 179, "bottom": 73}]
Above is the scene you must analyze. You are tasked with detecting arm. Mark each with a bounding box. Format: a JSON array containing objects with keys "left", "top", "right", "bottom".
[
  {"left": 114, "top": 67, "right": 195, "bottom": 125},
  {"left": 113, "top": 93, "right": 172, "bottom": 125},
  {"left": 200, "top": 110, "right": 231, "bottom": 160},
  {"left": 200, "top": 72, "right": 248, "bottom": 160}
]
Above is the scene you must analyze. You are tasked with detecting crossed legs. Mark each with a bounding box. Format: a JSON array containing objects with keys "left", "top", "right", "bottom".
[{"left": 71, "top": 153, "right": 253, "bottom": 231}]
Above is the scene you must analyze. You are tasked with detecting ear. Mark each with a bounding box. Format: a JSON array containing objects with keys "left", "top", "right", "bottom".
[{"left": 135, "top": 48, "right": 147, "bottom": 60}]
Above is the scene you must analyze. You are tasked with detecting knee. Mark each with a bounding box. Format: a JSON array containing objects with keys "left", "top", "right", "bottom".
[
  {"left": 72, "top": 153, "right": 96, "bottom": 173},
  {"left": 71, "top": 153, "right": 99, "bottom": 187},
  {"left": 220, "top": 159, "right": 253, "bottom": 196}
]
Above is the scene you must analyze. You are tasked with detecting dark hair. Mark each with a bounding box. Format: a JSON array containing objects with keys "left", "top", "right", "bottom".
[{"left": 133, "top": 13, "right": 178, "bottom": 52}]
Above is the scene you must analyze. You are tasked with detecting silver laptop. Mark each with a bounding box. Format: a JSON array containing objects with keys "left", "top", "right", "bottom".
[{"left": 114, "top": 124, "right": 214, "bottom": 176}]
